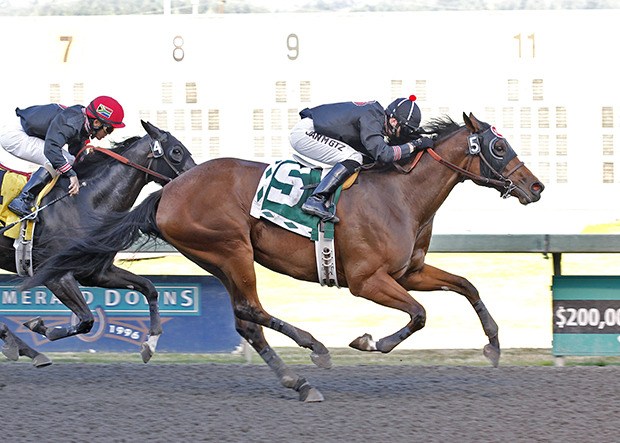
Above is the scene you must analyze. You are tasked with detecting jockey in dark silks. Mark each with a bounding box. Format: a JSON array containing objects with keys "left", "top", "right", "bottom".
[
  {"left": 0, "top": 96, "right": 125, "bottom": 217},
  {"left": 289, "top": 95, "right": 434, "bottom": 223}
]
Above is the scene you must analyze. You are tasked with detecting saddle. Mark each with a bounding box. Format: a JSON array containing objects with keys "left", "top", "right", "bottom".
[{"left": 0, "top": 165, "right": 57, "bottom": 276}]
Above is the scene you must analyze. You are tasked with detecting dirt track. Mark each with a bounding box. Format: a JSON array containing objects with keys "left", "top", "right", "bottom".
[{"left": 2, "top": 362, "right": 618, "bottom": 442}]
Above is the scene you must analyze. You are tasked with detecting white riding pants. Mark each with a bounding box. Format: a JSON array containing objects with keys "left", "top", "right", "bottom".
[
  {"left": 289, "top": 118, "right": 363, "bottom": 167},
  {"left": 0, "top": 116, "right": 75, "bottom": 173}
]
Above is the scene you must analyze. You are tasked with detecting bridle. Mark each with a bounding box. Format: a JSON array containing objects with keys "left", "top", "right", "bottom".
[
  {"left": 409, "top": 125, "right": 524, "bottom": 199},
  {"left": 75, "top": 138, "right": 183, "bottom": 184}
]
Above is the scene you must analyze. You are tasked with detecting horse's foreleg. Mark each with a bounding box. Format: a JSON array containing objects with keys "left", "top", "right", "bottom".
[
  {"left": 88, "top": 266, "right": 163, "bottom": 363},
  {"left": 234, "top": 318, "right": 324, "bottom": 402},
  {"left": 23, "top": 275, "right": 95, "bottom": 341},
  {"left": 474, "top": 300, "right": 500, "bottom": 366},
  {"left": 0, "top": 322, "right": 52, "bottom": 367},
  {"left": 348, "top": 273, "right": 426, "bottom": 353},
  {"left": 401, "top": 264, "right": 500, "bottom": 367}
]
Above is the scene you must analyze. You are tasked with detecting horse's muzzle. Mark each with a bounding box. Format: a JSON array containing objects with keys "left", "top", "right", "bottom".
[
  {"left": 511, "top": 180, "right": 544, "bottom": 205},
  {"left": 518, "top": 181, "right": 544, "bottom": 204}
]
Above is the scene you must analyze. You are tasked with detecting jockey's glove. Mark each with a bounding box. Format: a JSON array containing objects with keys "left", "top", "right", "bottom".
[{"left": 407, "top": 136, "right": 434, "bottom": 154}]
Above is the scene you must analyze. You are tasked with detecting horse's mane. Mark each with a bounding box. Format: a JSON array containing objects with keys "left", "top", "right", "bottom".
[
  {"left": 419, "top": 115, "right": 462, "bottom": 142},
  {"left": 73, "top": 136, "right": 142, "bottom": 177},
  {"left": 373, "top": 116, "right": 462, "bottom": 172}
]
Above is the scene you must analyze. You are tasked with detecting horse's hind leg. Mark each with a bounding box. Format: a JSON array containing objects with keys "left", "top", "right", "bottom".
[
  {"left": 0, "top": 322, "right": 52, "bottom": 367},
  {"left": 217, "top": 252, "right": 332, "bottom": 369},
  {"left": 173, "top": 240, "right": 329, "bottom": 400},
  {"left": 87, "top": 265, "right": 163, "bottom": 363},
  {"left": 0, "top": 322, "right": 19, "bottom": 361},
  {"left": 212, "top": 253, "right": 329, "bottom": 401},
  {"left": 234, "top": 317, "right": 324, "bottom": 402},
  {"left": 401, "top": 264, "right": 500, "bottom": 367},
  {"left": 230, "top": 290, "right": 331, "bottom": 369}
]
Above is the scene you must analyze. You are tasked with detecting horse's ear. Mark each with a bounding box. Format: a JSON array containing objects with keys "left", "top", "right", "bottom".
[
  {"left": 141, "top": 120, "right": 153, "bottom": 133},
  {"left": 463, "top": 112, "right": 475, "bottom": 132},
  {"left": 463, "top": 112, "right": 482, "bottom": 132},
  {"left": 141, "top": 120, "right": 164, "bottom": 140}
]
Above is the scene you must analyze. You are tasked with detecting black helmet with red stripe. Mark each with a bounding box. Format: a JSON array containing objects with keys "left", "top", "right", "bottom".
[{"left": 86, "top": 96, "right": 125, "bottom": 128}]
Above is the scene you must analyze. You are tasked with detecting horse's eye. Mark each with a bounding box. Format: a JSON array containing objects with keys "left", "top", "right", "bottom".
[
  {"left": 168, "top": 146, "right": 184, "bottom": 163},
  {"left": 492, "top": 141, "right": 506, "bottom": 157}
]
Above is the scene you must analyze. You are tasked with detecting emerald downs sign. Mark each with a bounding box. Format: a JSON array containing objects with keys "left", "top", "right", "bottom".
[{"left": 0, "top": 275, "right": 239, "bottom": 353}]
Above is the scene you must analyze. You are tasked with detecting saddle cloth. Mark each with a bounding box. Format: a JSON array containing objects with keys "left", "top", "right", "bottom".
[
  {"left": 0, "top": 167, "right": 29, "bottom": 238},
  {"left": 250, "top": 160, "right": 344, "bottom": 240},
  {"left": 0, "top": 166, "right": 57, "bottom": 240},
  {"left": 251, "top": 160, "right": 359, "bottom": 288}
]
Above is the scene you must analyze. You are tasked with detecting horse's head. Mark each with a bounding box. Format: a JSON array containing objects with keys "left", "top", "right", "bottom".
[
  {"left": 141, "top": 120, "right": 197, "bottom": 184},
  {"left": 461, "top": 112, "right": 544, "bottom": 205}
]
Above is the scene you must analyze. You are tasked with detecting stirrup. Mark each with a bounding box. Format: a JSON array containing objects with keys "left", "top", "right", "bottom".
[
  {"left": 301, "top": 203, "right": 339, "bottom": 223},
  {"left": 8, "top": 199, "right": 35, "bottom": 218}
]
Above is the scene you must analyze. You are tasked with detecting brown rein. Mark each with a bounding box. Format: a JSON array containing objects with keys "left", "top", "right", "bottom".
[
  {"left": 75, "top": 145, "right": 172, "bottom": 183},
  {"left": 410, "top": 147, "right": 524, "bottom": 194},
  {"left": 426, "top": 148, "right": 507, "bottom": 187}
]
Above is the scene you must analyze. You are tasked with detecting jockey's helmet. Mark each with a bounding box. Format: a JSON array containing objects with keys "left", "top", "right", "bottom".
[
  {"left": 385, "top": 95, "right": 421, "bottom": 138},
  {"left": 86, "top": 96, "right": 126, "bottom": 128}
]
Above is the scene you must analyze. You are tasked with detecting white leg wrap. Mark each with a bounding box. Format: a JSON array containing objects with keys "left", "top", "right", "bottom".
[{"left": 146, "top": 334, "right": 160, "bottom": 353}]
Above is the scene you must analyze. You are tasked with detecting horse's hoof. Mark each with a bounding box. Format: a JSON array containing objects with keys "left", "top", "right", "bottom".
[
  {"left": 32, "top": 353, "right": 52, "bottom": 368},
  {"left": 2, "top": 343, "right": 19, "bottom": 361},
  {"left": 310, "top": 351, "right": 332, "bottom": 369},
  {"left": 349, "top": 333, "right": 376, "bottom": 352},
  {"left": 23, "top": 317, "right": 45, "bottom": 334},
  {"left": 140, "top": 342, "right": 153, "bottom": 363},
  {"left": 483, "top": 343, "right": 501, "bottom": 368},
  {"left": 300, "top": 387, "right": 324, "bottom": 403}
]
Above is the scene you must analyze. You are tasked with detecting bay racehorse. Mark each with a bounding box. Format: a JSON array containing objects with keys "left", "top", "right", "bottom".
[
  {"left": 25, "top": 113, "right": 543, "bottom": 399},
  {"left": 1, "top": 120, "right": 196, "bottom": 366}
]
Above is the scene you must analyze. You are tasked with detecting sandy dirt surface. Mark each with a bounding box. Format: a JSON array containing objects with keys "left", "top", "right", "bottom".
[{"left": 2, "top": 361, "right": 618, "bottom": 442}]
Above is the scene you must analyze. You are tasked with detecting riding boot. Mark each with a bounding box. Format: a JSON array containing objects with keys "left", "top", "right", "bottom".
[
  {"left": 302, "top": 162, "right": 355, "bottom": 223},
  {"left": 8, "top": 167, "right": 52, "bottom": 217}
]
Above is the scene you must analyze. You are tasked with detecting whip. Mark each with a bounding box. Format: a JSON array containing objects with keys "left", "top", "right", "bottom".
[{"left": 0, "top": 182, "right": 86, "bottom": 235}]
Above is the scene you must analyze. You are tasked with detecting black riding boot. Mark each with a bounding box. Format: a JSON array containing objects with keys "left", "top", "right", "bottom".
[
  {"left": 8, "top": 167, "right": 52, "bottom": 217},
  {"left": 302, "top": 162, "right": 355, "bottom": 223}
]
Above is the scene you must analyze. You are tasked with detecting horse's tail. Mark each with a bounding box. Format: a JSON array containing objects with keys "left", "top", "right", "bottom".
[{"left": 22, "top": 189, "right": 164, "bottom": 289}]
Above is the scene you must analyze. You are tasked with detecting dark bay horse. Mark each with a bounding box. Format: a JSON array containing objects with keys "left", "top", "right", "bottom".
[
  {"left": 26, "top": 113, "right": 543, "bottom": 399},
  {"left": 1, "top": 120, "right": 196, "bottom": 366}
]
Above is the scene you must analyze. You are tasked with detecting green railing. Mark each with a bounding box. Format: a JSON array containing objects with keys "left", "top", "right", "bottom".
[{"left": 123, "top": 234, "right": 620, "bottom": 276}]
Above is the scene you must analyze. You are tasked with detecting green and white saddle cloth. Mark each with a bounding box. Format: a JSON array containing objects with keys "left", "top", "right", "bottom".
[
  {"left": 250, "top": 160, "right": 342, "bottom": 287},
  {"left": 250, "top": 160, "right": 341, "bottom": 241}
]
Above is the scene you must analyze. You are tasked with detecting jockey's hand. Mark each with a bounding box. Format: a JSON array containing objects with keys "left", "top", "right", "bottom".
[
  {"left": 413, "top": 136, "right": 434, "bottom": 150},
  {"left": 68, "top": 175, "right": 80, "bottom": 195}
]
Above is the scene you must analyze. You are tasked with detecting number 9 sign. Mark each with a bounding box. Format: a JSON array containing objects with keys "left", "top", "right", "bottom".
[{"left": 287, "top": 33, "right": 299, "bottom": 60}]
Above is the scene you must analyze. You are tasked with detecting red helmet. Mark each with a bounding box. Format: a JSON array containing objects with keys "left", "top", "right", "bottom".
[{"left": 86, "top": 96, "right": 125, "bottom": 128}]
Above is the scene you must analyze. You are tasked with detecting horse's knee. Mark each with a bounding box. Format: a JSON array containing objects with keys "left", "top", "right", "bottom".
[{"left": 75, "top": 317, "right": 95, "bottom": 334}]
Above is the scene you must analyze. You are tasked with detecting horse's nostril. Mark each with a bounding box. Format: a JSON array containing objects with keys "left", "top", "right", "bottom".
[{"left": 531, "top": 182, "right": 544, "bottom": 193}]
